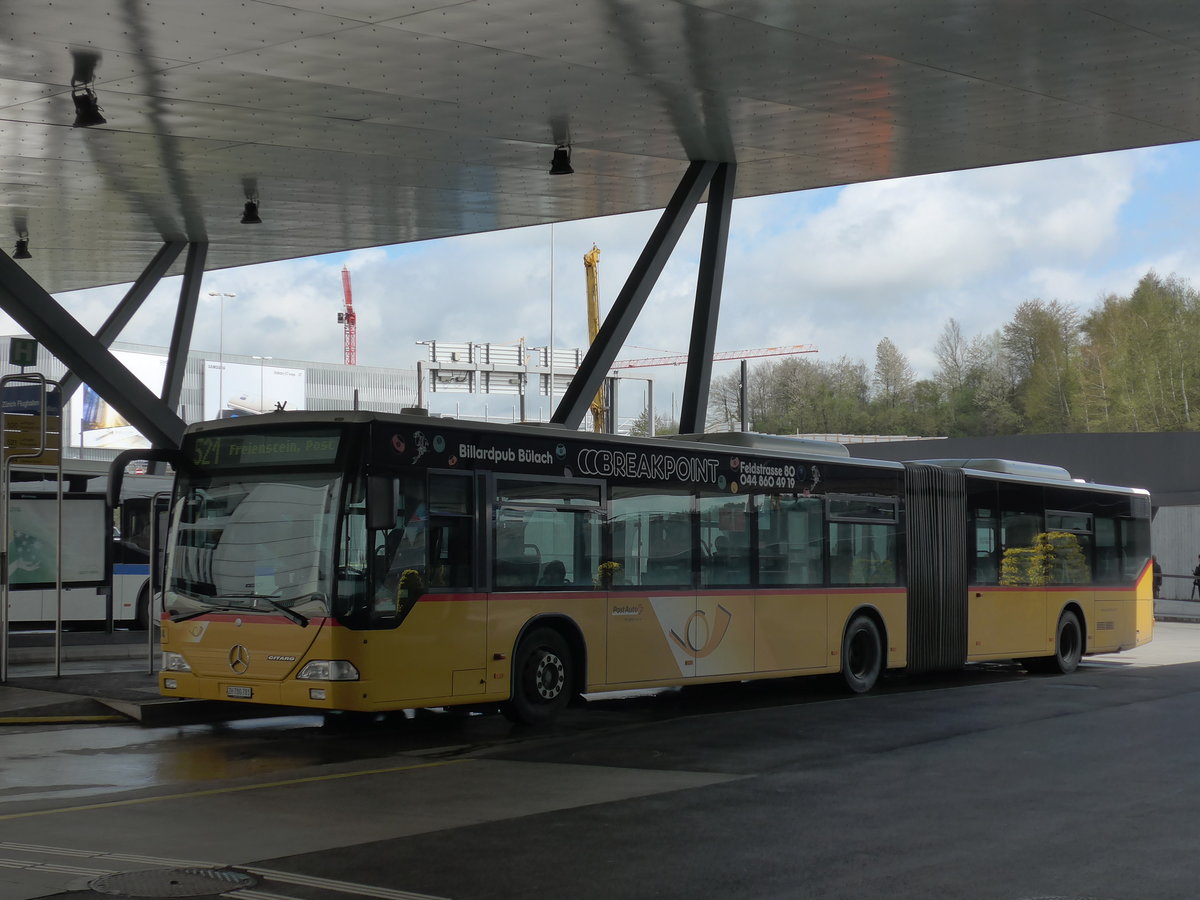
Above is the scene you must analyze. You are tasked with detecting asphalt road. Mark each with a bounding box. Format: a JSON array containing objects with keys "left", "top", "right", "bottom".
[{"left": 2, "top": 624, "right": 1199, "bottom": 900}]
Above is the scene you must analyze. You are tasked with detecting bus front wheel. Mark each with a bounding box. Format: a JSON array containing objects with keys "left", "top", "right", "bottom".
[
  {"left": 507, "top": 627, "right": 572, "bottom": 725},
  {"left": 841, "top": 614, "right": 883, "bottom": 694}
]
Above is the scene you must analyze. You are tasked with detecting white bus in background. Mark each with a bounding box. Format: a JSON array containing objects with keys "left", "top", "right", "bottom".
[{"left": 4, "top": 462, "right": 171, "bottom": 630}]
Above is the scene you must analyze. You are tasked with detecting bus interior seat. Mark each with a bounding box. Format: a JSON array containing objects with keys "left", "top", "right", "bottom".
[
  {"left": 539, "top": 560, "right": 568, "bottom": 586},
  {"left": 830, "top": 553, "right": 851, "bottom": 585},
  {"left": 495, "top": 558, "right": 541, "bottom": 589},
  {"left": 645, "top": 553, "right": 690, "bottom": 585}
]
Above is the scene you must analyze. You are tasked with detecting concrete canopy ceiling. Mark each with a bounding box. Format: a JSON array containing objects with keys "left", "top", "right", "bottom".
[{"left": 3, "top": 1, "right": 1200, "bottom": 295}]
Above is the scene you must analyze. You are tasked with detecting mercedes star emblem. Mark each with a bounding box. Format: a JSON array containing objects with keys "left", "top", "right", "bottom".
[{"left": 228, "top": 644, "right": 250, "bottom": 674}]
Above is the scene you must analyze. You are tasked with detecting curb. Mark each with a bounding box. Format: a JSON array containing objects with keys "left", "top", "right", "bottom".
[
  {"left": 5, "top": 644, "right": 157, "bottom": 665},
  {"left": 0, "top": 697, "right": 132, "bottom": 725}
]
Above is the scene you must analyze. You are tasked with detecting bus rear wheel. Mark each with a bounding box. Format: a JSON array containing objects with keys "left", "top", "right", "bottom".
[
  {"left": 506, "top": 627, "right": 572, "bottom": 725},
  {"left": 1025, "top": 609, "right": 1083, "bottom": 675},
  {"left": 841, "top": 614, "right": 883, "bottom": 694},
  {"left": 133, "top": 583, "right": 150, "bottom": 630}
]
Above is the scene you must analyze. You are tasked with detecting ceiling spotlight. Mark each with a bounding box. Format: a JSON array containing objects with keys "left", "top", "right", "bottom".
[
  {"left": 13, "top": 238, "right": 31, "bottom": 260},
  {"left": 549, "top": 145, "right": 574, "bottom": 176},
  {"left": 240, "top": 199, "right": 262, "bottom": 225},
  {"left": 71, "top": 86, "right": 106, "bottom": 127}
]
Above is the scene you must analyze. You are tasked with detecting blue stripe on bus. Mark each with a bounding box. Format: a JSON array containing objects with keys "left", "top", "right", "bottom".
[{"left": 113, "top": 564, "right": 150, "bottom": 576}]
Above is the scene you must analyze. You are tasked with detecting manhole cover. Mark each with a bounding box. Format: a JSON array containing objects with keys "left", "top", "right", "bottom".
[{"left": 91, "top": 867, "right": 257, "bottom": 897}]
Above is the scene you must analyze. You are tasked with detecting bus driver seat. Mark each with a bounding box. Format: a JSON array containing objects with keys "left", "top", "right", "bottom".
[{"left": 539, "top": 560, "right": 568, "bottom": 586}]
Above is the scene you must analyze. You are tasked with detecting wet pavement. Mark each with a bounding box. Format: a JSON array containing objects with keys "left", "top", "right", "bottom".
[
  {"left": 2, "top": 598, "right": 1198, "bottom": 726},
  {"left": 0, "top": 631, "right": 285, "bottom": 725},
  {"left": 3, "top": 617, "right": 1200, "bottom": 899}
]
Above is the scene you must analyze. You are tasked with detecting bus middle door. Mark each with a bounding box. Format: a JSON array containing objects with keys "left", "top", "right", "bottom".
[{"left": 607, "top": 495, "right": 697, "bottom": 685}]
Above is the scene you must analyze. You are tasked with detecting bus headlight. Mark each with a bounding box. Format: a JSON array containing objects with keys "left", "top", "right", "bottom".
[
  {"left": 162, "top": 651, "right": 192, "bottom": 672},
  {"left": 296, "top": 660, "right": 359, "bottom": 681}
]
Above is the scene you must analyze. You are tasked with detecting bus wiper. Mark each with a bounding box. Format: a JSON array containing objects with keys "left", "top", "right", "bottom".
[
  {"left": 262, "top": 597, "right": 309, "bottom": 628},
  {"left": 221, "top": 592, "right": 309, "bottom": 627},
  {"left": 168, "top": 603, "right": 250, "bottom": 623},
  {"left": 169, "top": 608, "right": 209, "bottom": 623}
]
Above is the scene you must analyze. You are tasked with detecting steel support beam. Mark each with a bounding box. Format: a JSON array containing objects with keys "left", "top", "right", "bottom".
[
  {"left": 552, "top": 160, "right": 719, "bottom": 429},
  {"left": 678, "top": 161, "right": 736, "bottom": 434},
  {"left": 0, "top": 251, "right": 186, "bottom": 448},
  {"left": 161, "top": 242, "right": 206, "bottom": 416},
  {"left": 58, "top": 240, "right": 186, "bottom": 399}
]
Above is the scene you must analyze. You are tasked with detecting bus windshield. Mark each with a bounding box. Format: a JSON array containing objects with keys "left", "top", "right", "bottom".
[{"left": 166, "top": 470, "right": 339, "bottom": 620}]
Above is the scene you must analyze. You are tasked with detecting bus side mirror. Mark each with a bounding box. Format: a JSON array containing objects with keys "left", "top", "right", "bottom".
[
  {"left": 366, "top": 476, "right": 397, "bottom": 530},
  {"left": 107, "top": 447, "right": 181, "bottom": 507}
]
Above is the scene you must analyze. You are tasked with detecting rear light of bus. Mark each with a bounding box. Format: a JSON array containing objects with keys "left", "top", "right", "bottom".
[
  {"left": 296, "top": 660, "right": 360, "bottom": 681},
  {"left": 162, "top": 651, "right": 191, "bottom": 672}
]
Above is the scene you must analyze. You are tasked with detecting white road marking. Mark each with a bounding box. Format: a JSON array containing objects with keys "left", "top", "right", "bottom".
[{"left": 0, "top": 841, "right": 448, "bottom": 899}]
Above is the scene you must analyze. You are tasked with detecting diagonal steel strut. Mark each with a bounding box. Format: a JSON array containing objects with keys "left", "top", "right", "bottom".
[
  {"left": 678, "top": 161, "right": 736, "bottom": 435},
  {"left": 0, "top": 250, "right": 186, "bottom": 448},
  {"left": 552, "top": 160, "right": 719, "bottom": 430},
  {"left": 58, "top": 240, "right": 186, "bottom": 400}
]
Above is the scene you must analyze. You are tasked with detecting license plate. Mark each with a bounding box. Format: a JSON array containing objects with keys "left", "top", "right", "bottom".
[{"left": 226, "top": 685, "right": 253, "bottom": 699}]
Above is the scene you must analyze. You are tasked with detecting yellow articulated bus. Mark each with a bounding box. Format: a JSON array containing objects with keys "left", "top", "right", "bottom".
[{"left": 118, "top": 412, "right": 1153, "bottom": 724}]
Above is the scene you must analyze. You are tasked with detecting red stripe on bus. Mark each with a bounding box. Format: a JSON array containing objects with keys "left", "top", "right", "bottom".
[
  {"left": 479, "top": 586, "right": 904, "bottom": 599},
  {"left": 970, "top": 584, "right": 1140, "bottom": 593}
]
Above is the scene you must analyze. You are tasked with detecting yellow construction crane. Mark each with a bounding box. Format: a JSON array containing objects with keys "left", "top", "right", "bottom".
[{"left": 583, "top": 244, "right": 605, "bottom": 432}]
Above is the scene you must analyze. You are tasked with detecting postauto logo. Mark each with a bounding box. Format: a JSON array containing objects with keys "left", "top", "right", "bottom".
[{"left": 576, "top": 448, "right": 720, "bottom": 485}]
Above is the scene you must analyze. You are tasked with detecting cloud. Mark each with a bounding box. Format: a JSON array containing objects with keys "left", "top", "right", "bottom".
[{"left": 709, "top": 150, "right": 1143, "bottom": 376}]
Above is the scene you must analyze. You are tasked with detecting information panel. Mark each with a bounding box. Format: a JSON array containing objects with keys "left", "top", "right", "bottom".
[{"left": 6, "top": 493, "right": 108, "bottom": 589}]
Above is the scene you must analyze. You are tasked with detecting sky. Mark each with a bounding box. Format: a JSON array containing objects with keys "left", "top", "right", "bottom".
[{"left": 34, "top": 139, "right": 1200, "bottom": 426}]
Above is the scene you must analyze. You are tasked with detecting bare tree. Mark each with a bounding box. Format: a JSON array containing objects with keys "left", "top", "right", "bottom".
[{"left": 872, "top": 337, "right": 914, "bottom": 408}]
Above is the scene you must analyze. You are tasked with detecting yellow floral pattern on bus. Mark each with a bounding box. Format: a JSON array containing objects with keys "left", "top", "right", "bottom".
[{"left": 999, "top": 531, "right": 1089, "bottom": 586}]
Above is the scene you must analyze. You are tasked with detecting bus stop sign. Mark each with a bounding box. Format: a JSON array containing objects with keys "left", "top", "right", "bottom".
[{"left": 8, "top": 338, "right": 37, "bottom": 368}]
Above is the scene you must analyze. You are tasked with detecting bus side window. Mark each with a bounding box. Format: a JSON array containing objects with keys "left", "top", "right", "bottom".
[
  {"left": 966, "top": 480, "right": 999, "bottom": 585},
  {"left": 119, "top": 497, "right": 152, "bottom": 560},
  {"left": 972, "top": 515, "right": 998, "bottom": 584},
  {"left": 610, "top": 486, "right": 693, "bottom": 588},
  {"left": 700, "top": 495, "right": 752, "bottom": 587},
  {"left": 1093, "top": 517, "right": 1120, "bottom": 583},
  {"left": 491, "top": 478, "right": 601, "bottom": 591},
  {"left": 757, "top": 495, "right": 823, "bottom": 586},
  {"left": 494, "top": 512, "right": 540, "bottom": 588},
  {"left": 369, "top": 475, "right": 428, "bottom": 618},
  {"left": 1119, "top": 514, "right": 1151, "bottom": 581},
  {"left": 826, "top": 496, "right": 898, "bottom": 586},
  {"left": 428, "top": 474, "right": 473, "bottom": 590}
]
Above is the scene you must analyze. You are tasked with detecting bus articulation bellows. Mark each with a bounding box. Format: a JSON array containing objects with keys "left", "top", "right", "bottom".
[{"left": 133, "top": 412, "right": 1152, "bottom": 724}]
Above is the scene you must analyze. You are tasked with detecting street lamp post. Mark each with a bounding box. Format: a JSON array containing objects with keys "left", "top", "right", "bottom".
[
  {"left": 253, "top": 356, "right": 273, "bottom": 413},
  {"left": 208, "top": 291, "right": 236, "bottom": 413}
]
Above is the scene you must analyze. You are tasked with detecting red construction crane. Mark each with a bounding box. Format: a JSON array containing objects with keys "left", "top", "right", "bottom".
[
  {"left": 337, "top": 266, "right": 357, "bottom": 365},
  {"left": 609, "top": 344, "right": 817, "bottom": 369}
]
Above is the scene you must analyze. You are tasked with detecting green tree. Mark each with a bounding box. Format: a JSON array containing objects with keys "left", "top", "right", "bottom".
[
  {"left": 870, "top": 338, "right": 917, "bottom": 433},
  {"left": 1002, "top": 299, "right": 1081, "bottom": 432},
  {"left": 1080, "top": 272, "right": 1200, "bottom": 432},
  {"left": 626, "top": 408, "right": 678, "bottom": 436}
]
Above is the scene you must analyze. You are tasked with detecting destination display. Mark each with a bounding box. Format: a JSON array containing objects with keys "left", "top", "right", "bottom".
[{"left": 188, "top": 430, "right": 342, "bottom": 469}]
